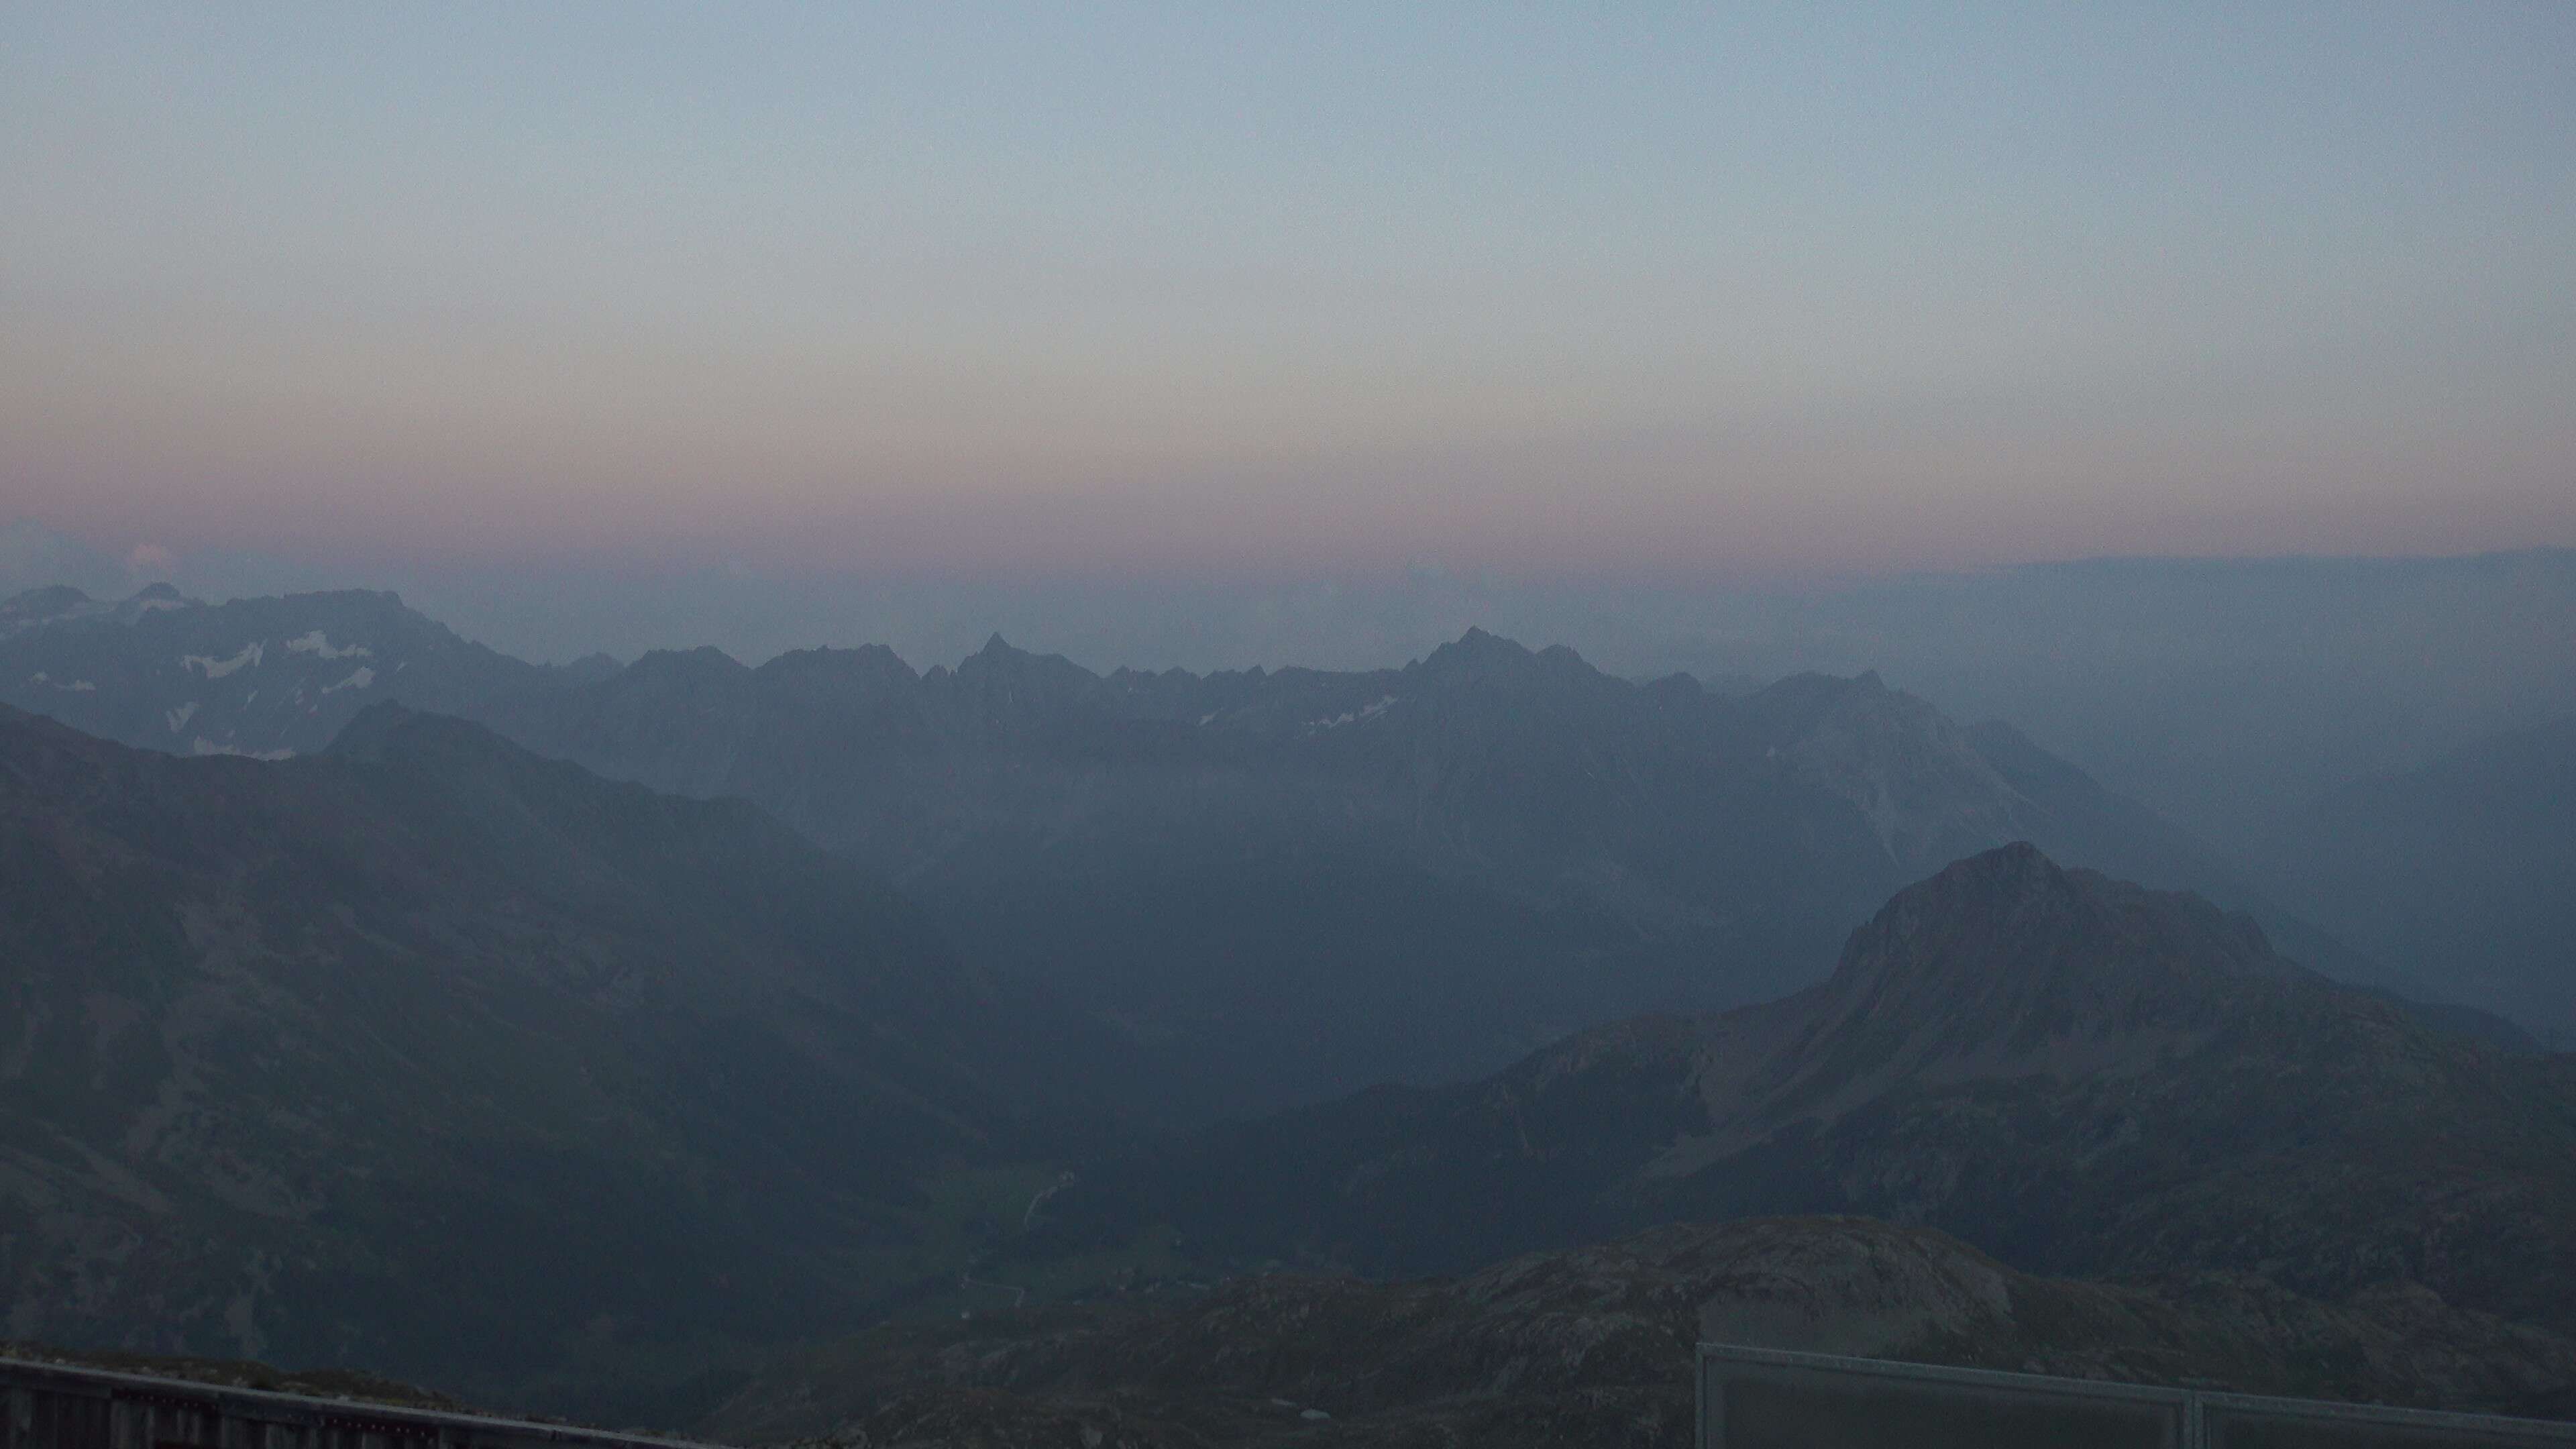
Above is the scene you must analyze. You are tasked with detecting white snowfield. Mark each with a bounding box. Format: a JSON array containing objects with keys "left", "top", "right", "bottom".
[
  {"left": 284, "top": 630, "right": 372, "bottom": 660},
  {"left": 182, "top": 643, "right": 264, "bottom": 679},
  {"left": 1307, "top": 695, "right": 1398, "bottom": 730},
  {"left": 321, "top": 666, "right": 376, "bottom": 694},
  {"left": 166, "top": 702, "right": 198, "bottom": 733}
]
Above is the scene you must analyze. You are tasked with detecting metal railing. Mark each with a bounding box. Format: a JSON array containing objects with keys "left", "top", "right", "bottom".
[
  {"left": 1698, "top": 1342, "right": 2576, "bottom": 1449},
  {"left": 0, "top": 1354, "right": 727, "bottom": 1449}
]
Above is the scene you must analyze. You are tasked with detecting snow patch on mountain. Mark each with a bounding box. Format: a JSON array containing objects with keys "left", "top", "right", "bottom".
[
  {"left": 321, "top": 667, "right": 376, "bottom": 694},
  {"left": 166, "top": 702, "right": 197, "bottom": 733},
  {"left": 184, "top": 643, "right": 263, "bottom": 680},
  {"left": 284, "top": 631, "right": 371, "bottom": 660},
  {"left": 1306, "top": 695, "right": 1398, "bottom": 731}
]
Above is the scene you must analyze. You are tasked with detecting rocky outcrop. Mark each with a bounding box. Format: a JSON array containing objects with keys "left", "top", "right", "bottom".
[{"left": 703, "top": 1217, "right": 2576, "bottom": 1448}]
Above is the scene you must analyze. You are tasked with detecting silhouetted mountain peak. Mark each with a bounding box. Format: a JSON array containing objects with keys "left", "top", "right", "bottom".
[
  {"left": 952, "top": 635, "right": 1103, "bottom": 710},
  {"left": 757, "top": 643, "right": 918, "bottom": 686},
  {"left": 549, "top": 651, "right": 625, "bottom": 686},
  {"left": 1839, "top": 842, "right": 2286, "bottom": 986},
  {"left": 1788, "top": 845, "right": 2306, "bottom": 1097},
  {"left": 1914, "top": 837, "right": 2059, "bottom": 896},
  {"left": 1424, "top": 626, "right": 1528, "bottom": 667},
  {"left": 625, "top": 645, "right": 751, "bottom": 683},
  {"left": 959, "top": 633, "right": 1073, "bottom": 673},
  {"left": 1415, "top": 628, "right": 1607, "bottom": 689}
]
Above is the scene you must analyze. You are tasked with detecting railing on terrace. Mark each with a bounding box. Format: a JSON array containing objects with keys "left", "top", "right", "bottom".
[
  {"left": 0, "top": 1354, "right": 723, "bottom": 1449},
  {"left": 1699, "top": 1342, "right": 2576, "bottom": 1449}
]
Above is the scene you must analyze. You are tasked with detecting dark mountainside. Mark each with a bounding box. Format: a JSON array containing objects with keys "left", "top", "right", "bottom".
[
  {"left": 1045, "top": 847, "right": 2576, "bottom": 1340},
  {"left": 700, "top": 1217, "right": 2576, "bottom": 1448},
  {"left": 5, "top": 586, "right": 2431, "bottom": 1121},
  {"left": 2255, "top": 716, "right": 2576, "bottom": 1044},
  {"left": 0, "top": 702, "right": 1101, "bottom": 1421}
]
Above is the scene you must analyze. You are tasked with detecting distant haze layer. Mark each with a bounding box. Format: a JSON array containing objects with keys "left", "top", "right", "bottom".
[{"left": 4, "top": 5, "right": 2572, "bottom": 574}]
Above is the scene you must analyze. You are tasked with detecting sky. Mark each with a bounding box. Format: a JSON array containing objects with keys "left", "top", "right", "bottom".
[{"left": 4, "top": 3, "right": 2573, "bottom": 597}]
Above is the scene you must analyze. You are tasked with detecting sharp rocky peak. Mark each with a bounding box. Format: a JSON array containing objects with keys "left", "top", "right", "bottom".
[
  {"left": 1842, "top": 844, "right": 2286, "bottom": 985},
  {"left": 961, "top": 633, "right": 1065, "bottom": 671},
  {"left": 1804, "top": 845, "right": 2300, "bottom": 1063},
  {"left": 1415, "top": 627, "right": 1601, "bottom": 684}
]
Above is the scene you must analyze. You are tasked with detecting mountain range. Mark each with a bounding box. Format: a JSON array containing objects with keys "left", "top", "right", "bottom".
[
  {"left": 3, "top": 584, "right": 2443, "bottom": 1120},
  {"left": 5, "top": 650, "right": 2571, "bottom": 1436}
]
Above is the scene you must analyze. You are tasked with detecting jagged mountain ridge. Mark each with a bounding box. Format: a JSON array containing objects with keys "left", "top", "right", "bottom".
[
  {"left": 492, "top": 630, "right": 2327, "bottom": 1117},
  {"left": 1, "top": 586, "right": 2438, "bottom": 1117},
  {"left": 0, "top": 702, "right": 1081, "bottom": 1418},
  {"left": 1070, "top": 847, "right": 2576, "bottom": 1336}
]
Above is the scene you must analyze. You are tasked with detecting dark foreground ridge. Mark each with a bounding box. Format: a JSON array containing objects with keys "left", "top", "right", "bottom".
[{"left": 699, "top": 1217, "right": 2576, "bottom": 1447}]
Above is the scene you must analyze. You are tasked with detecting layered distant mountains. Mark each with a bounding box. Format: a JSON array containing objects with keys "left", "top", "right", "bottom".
[
  {"left": 4, "top": 584, "right": 2410, "bottom": 1118},
  {"left": 1070, "top": 846, "right": 2576, "bottom": 1337},
  {"left": 0, "top": 702, "right": 1089, "bottom": 1418},
  {"left": 5, "top": 621, "right": 2571, "bottom": 1436}
]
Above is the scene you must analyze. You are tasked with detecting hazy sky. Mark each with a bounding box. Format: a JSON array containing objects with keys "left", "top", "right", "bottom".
[{"left": 5, "top": 3, "right": 2573, "bottom": 585}]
